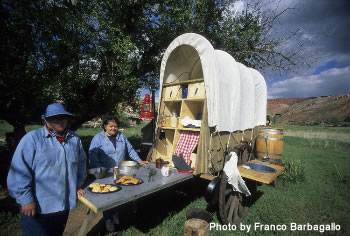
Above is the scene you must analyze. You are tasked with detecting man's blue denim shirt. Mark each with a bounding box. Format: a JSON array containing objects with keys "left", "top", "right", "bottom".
[
  {"left": 7, "top": 126, "right": 87, "bottom": 214},
  {"left": 88, "top": 131, "right": 141, "bottom": 169}
]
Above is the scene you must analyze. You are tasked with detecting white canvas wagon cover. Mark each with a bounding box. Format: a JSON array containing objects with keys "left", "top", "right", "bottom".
[{"left": 159, "top": 33, "right": 267, "bottom": 132}]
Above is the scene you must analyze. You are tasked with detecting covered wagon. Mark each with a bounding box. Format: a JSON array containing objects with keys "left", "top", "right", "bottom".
[
  {"left": 148, "top": 33, "right": 285, "bottom": 224},
  {"left": 77, "top": 34, "right": 285, "bottom": 235}
]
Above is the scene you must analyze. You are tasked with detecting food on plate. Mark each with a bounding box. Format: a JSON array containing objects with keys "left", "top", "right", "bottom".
[
  {"left": 115, "top": 175, "right": 141, "bottom": 185},
  {"left": 89, "top": 182, "right": 118, "bottom": 193}
]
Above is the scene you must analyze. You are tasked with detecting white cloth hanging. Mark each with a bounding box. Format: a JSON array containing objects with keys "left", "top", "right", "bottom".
[{"left": 223, "top": 152, "right": 251, "bottom": 196}]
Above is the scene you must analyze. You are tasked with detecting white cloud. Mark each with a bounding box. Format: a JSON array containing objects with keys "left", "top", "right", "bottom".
[{"left": 268, "top": 66, "right": 350, "bottom": 98}]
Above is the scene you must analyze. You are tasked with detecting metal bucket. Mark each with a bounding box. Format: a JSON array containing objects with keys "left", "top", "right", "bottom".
[
  {"left": 118, "top": 161, "right": 138, "bottom": 176},
  {"left": 256, "top": 127, "right": 284, "bottom": 161}
]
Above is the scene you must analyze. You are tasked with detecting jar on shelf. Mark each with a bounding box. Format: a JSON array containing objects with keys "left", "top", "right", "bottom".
[{"left": 171, "top": 111, "right": 177, "bottom": 128}]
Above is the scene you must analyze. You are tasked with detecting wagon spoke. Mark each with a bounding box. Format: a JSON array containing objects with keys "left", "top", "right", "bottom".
[
  {"left": 238, "top": 200, "right": 246, "bottom": 218},
  {"left": 224, "top": 194, "right": 234, "bottom": 213},
  {"left": 233, "top": 197, "right": 240, "bottom": 224},
  {"left": 227, "top": 194, "right": 238, "bottom": 223},
  {"left": 225, "top": 188, "right": 233, "bottom": 196}
]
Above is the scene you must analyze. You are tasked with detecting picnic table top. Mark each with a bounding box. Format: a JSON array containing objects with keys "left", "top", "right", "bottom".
[{"left": 79, "top": 163, "right": 193, "bottom": 213}]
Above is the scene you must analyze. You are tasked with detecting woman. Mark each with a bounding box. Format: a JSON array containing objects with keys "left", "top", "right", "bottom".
[
  {"left": 88, "top": 116, "right": 149, "bottom": 232},
  {"left": 7, "top": 103, "right": 87, "bottom": 236},
  {"left": 89, "top": 116, "right": 149, "bottom": 169}
]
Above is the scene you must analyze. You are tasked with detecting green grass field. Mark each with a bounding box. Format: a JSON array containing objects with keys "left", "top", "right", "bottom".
[{"left": 1, "top": 123, "right": 349, "bottom": 235}]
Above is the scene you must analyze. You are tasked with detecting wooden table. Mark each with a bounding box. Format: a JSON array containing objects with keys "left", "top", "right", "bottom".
[
  {"left": 77, "top": 163, "right": 193, "bottom": 235},
  {"left": 238, "top": 160, "right": 285, "bottom": 184}
]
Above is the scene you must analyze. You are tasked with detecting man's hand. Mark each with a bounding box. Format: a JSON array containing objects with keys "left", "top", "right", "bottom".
[
  {"left": 22, "top": 202, "right": 36, "bottom": 216},
  {"left": 77, "top": 188, "right": 85, "bottom": 198},
  {"left": 139, "top": 160, "right": 150, "bottom": 166}
]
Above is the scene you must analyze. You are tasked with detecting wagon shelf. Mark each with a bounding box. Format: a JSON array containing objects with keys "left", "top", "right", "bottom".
[
  {"left": 163, "top": 97, "right": 205, "bottom": 102},
  {"left": 162, "top": 78, "right": 204, "bottom": 87},
  {"left": 159, "top": 127, "right": 200, "bottom": 132}
]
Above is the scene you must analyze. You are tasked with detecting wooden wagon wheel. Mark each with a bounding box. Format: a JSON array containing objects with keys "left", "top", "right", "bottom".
[
  {"left": 218, "top": 143, "right": 255, "bottom": 225},
  {"left": 218, "top": 171, "right": 249, "bottom": 225}
]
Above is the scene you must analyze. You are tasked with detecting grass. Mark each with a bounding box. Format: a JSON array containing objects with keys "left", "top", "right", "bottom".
[
  {"left": 0, "top": 212, "right": 21, "bottom": 235},
  {"left": 277, "top": 124, "right": 350, "bottom": 143},
  {"left": 1, "top": 123, "right": 350, "bottom": 235}
]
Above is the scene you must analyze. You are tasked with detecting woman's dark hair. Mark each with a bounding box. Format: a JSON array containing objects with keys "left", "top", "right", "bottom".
[{"left": 102, "top": 116, "right": 120, "bottom": 131}]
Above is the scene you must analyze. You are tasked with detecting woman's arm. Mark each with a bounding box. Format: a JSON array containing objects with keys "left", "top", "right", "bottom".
[{"left": 7, "top": 134, "right": 36, "bottom": 213}]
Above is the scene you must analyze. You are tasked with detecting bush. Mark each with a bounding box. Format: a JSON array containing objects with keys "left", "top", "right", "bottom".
[
  {"left": 324, "top": 115, "right": 343, "bottom": 126},
  {"left": 344, "top": 113, "right": 350, "bottom": 122},
  {"left": 280, "top": 158, "right": 305, "bottom": 183}
]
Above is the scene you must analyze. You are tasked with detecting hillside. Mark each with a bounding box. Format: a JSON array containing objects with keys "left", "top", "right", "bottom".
[{"left": 267, "top": 94, "right": 350, "bottom": 125}]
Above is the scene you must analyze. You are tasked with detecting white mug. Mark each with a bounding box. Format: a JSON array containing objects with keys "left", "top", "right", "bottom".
[{"left": 161, "top": 166, "right": 169, "bottom": 177}]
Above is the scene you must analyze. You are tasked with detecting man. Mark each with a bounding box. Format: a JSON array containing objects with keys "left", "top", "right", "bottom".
[{"left": 7, "top": 103, "right": 87, "bottom": 236}]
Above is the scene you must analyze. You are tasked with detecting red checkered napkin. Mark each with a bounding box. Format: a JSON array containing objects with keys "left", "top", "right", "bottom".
[{"left": 174, "top": 131, "right": 200, "bottom": 165}]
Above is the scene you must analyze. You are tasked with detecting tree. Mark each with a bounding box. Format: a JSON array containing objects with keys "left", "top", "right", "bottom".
[
  {"left": 1, "top": 0, "right": 310, "bottom": 146},
  {"left": 1, "top": 0, "right": 140, "bottom": 137}
]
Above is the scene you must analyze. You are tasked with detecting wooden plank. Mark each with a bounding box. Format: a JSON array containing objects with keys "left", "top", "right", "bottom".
[
  {"left": 78, "top": 196, "right": 98, "bottom": 214},
  {"left": 77, "top": 209, "right": 103, "bottom": 236},
  {"left": 159, "top": 127, "right": 200, "bottom": 132},
  {"left": 199, "top": 174, "right": 215, "bottom": 181},
  {"left": 163, "top": 78, "right": 204, "bottom": 87},
  {"left": 163, "top": 85, "right": 181, "bottom": 100},
  {"left": 163, "top": 97, "right": 205, "bottom": 102},
  {"left": 238, "top": 160, "right": 285, "bottom": 184},
  {"left": 188, "top": 82, "right": 205, "bottom": 99}
]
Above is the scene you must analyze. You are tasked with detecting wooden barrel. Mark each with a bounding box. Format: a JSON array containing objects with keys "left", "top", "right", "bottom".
[{"left": 256, "top": 127, "right": 284, "bottom": 161}]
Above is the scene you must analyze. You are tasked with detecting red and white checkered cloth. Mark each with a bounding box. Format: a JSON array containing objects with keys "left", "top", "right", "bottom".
[{"left": 174, "top": 131, "right": 200, "bottom": 165}]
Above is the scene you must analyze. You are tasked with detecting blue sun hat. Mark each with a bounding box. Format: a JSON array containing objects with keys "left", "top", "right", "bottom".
[{"left": 42, "top": 103, "right": 74, "bottom": 119}]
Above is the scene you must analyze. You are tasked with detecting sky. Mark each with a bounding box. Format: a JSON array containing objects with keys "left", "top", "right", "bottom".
[
  {"left": 257, "top": 0, "right": 350, "bottom": 98},
  {"left": 140, "top": 0, "right": 350, "bottom": 100}
]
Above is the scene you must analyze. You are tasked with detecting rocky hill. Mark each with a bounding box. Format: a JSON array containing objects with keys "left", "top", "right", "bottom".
[{"left": 267, "top": 94, "right": 350, "bottom": 125}]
